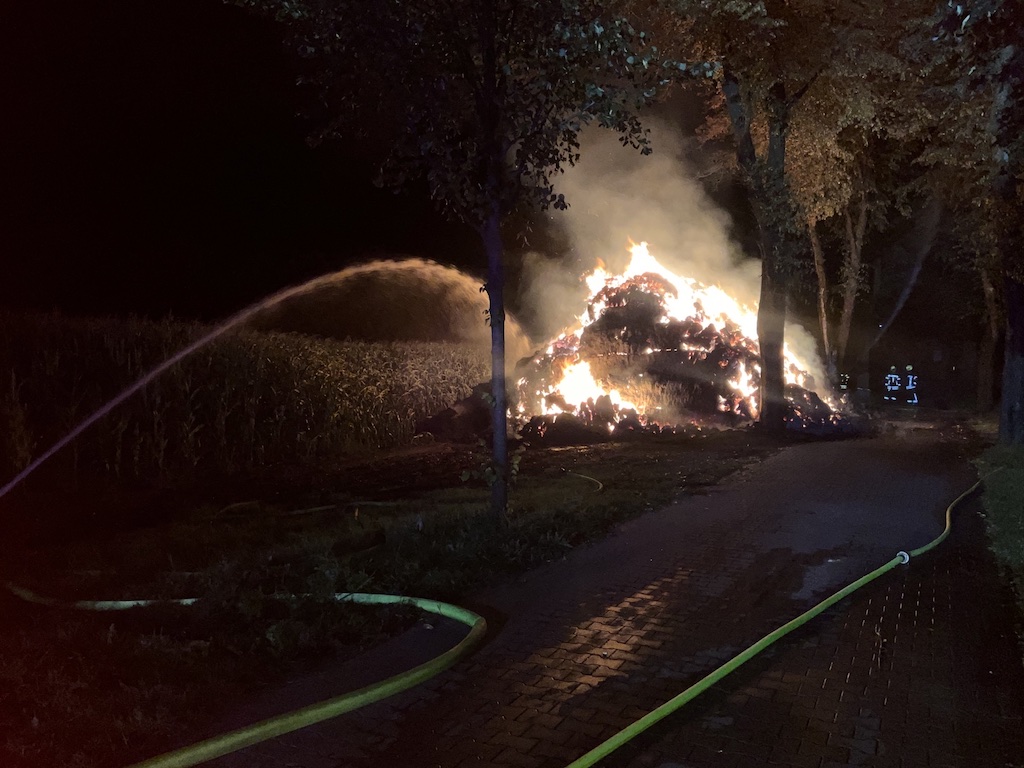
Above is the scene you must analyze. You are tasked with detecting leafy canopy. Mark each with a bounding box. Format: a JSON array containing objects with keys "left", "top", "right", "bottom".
[{"left": 237, "top": 0, "right": 672, "bottom": 229}]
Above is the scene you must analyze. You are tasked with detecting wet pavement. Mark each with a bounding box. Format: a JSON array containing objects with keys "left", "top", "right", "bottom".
[{"left": 210, "top": 428, "right": 1024, "bottom": 768}]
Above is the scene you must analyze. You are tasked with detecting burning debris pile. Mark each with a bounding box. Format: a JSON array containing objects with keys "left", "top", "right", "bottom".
[{"left": 515, "top": 243, "right": 850, "bottom": 439}]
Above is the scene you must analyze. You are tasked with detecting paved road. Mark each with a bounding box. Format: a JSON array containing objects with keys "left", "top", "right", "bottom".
[{"left": 209, "top": 427, "right": 1024, "bottom": 768}]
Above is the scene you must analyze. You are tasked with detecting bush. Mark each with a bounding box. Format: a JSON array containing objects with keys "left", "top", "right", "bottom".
[{"left": 0, "top": 311, "right": 488, "bottom": 487}]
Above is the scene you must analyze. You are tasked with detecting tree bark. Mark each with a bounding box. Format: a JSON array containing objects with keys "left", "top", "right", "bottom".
[
  {"left": 999, "top": 276, "right": 1024, "bottom": 444},
  {"left": 757, "top": 249, "right": 789, "bottom": 430},
  {"left": 477, "top": 7, "right": 508, "bottom": 520},
  {"left": 807, "top": 218, "right": 835, "bottom": 382},
  {"left": 483, "top": 205, "right": 509, "bottom": 519},
  {"left": 722, "top": 68, "right": 790, "bottom": 432},
  {"left": 836, "top": 193, "right": 868, "bottom": 369},
  {"left": 755, "top": 86, "right": 791, "bottom": 432}
]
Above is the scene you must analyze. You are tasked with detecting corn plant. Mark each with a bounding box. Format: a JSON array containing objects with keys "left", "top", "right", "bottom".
[{"left": 0, "top": 311, "right": 489, "bottom": 492}]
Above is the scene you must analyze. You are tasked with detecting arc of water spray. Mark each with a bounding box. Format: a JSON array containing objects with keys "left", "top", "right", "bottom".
[
  {"left": 0, "top": 258, "right": 533, "bottom": 504},
  {"left": 0, "top": 273, "right": 347, "bottom": 503}
]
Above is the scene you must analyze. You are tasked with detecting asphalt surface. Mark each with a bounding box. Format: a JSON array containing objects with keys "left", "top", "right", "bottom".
[{"left": 208, "top": 425, "right": 1024, "bottom": 768}]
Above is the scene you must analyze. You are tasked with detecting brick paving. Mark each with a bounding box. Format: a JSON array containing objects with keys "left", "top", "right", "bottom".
[
  {"left": 210, "top": 430, "right": 1024, "bottom": 768},
  {"left": 617, "top": 498, "right": 1024, "bottom": 768}
]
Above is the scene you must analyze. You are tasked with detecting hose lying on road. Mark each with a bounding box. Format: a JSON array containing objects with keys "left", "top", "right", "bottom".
[
  {"left": 5, "top": 586, "right": 485, "bottom": 768},
  {"left": 564, "top": 476, "right": 984, "bottom": 768},
  {"left": 6, "top": 477, "right": 983, "bottom": 768}
]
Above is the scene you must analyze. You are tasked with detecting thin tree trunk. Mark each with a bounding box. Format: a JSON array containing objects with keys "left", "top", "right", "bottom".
[
  {"left": 477, "top": 7, "right": 508, "bottom": 520},
  {"left": 999, "top": 276, "right": 1024, "bottom": 444},
  {"left": 807, "top": 218, "right": 835, "bottom": 382},
  {"left": 836, "top": 194, "right": 868, "bottom": 368},
  {"left": 483, "top": 206, "right": 508, "bottom": 518},
  {"left": 978, "top": 263, "right": 1001, "bottom": 412}
]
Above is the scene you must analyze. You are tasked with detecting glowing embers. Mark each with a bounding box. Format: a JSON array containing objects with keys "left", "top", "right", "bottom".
[{"left": 516, "top": 241, "right": 818, "bottom": 432}]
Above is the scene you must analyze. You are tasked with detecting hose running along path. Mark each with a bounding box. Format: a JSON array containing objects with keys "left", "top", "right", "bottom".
[
  {"left": 5, "top": 587, "right": 485, "bottom": 768},
  {"left": 565, "top": 477, "right": 983, "bottom": 768},
  {"left": 7, "top": 478, "right": 983, "bottom": 768}
]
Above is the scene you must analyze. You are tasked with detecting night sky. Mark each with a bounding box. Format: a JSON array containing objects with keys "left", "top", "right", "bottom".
[
  {"left": 0, "top": 1, "right": 980, "bottom": 369},
  {"left": 0, "top": 0, "right": 478, "bottom": 320}
]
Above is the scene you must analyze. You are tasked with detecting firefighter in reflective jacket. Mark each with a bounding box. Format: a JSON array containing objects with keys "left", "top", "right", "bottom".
[
  {"left": 904, "top": 365, "right": 919, "bottom": 405},
  {"left": 884, "top": 366, "right": 901, "bottom": 402}
]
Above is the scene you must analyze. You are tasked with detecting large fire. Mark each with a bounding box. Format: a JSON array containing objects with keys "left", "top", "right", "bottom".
[{"left": 515, "top": 242, "right": 839, "bottom": 436}]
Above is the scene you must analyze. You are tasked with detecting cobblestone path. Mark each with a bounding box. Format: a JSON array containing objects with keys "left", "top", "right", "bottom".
[{"left": 210, "top": 431, "right": 1024, "bottom": 768}]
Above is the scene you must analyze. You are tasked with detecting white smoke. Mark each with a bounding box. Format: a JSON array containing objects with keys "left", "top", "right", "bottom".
[{"left": 518, "top": 120, "right": 828, "bottom": 390}]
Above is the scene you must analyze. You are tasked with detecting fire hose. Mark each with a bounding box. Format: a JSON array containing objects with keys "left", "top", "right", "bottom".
[
  {"left": 6, "top": 477, "right": 982, "bottom": 768},
  {"left": 4, "top": 588, "right": 486, "bottom": 768},
  {"left": 563, "top": 477, "right": 982, "bottom": 768}
]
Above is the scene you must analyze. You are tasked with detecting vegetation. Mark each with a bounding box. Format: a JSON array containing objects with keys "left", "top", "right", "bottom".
[
  {"left": 238, "top": 0, "right": 672, "bottom": 517},
  {"left": 651, "top": 0, "right": 1023, "bottom": 432},
  {"left": 0, "top": 429, "right": 782, "bottom": 768},
  {"left": 0, "top": 311, "right": 488, "bottom": 489},
  {"left": 655, "top": 0, "right": 956, "bottom": 424},
  {"left": 976, "top": 445, "right": 1024, "bottom": 611}
]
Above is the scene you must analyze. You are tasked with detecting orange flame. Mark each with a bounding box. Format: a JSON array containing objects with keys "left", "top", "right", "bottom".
[{"left": 522, "top": 241, "right": 821, "bottom": 425}]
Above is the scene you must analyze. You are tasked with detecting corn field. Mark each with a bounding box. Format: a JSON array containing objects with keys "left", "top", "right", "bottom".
[{"left": 0, "top": 311, "right": 489, "bottom": 487}]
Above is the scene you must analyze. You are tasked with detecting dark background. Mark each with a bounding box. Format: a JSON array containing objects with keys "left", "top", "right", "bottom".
[
  {"left": 0, "top": 0, "right": 480, "bottom": 320},
  {"left": 0, "top": 0, "right": 983, "bottom": 400}
]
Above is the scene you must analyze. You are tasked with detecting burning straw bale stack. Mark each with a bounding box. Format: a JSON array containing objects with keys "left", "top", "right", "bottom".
[{"left": 514, "top": 268, "right": 851, "bottom": 438}]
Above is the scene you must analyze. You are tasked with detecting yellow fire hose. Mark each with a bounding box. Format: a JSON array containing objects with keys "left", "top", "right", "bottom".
[
  {"left": 4, "top": 588, "right": 485, "bottom": 768},
  {"left": 564, "top": 476, "right": 984, "bottom": 768},
  {"left": 6, "top": 477, "right": 983, "bottom": 768}
]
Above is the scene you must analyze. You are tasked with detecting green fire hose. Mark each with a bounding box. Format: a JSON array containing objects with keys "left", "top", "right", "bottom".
[
  {"left": 5, "top": 587, "right": 486, "bottom": 768},
  {"left": 7, "top": 477, "right": 982, "bottom": 768},
  {"left": 564, "top": 476, "right": 983, "bottom": 768}
]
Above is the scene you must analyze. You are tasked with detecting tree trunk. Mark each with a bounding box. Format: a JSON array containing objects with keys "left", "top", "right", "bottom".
[
  {"left": 836, "top": 194, "right": 868, "bottom": 369},
  {"left": 807, "top": 218, "right": 835, "bottom": 382},
  {"left": 758, "top": 250, "right": 789, "bottom": 430},
  {"left": 978, "top": 263, "right": 1001, "bottom": 412},
  {"left": 999, "top": 275, "right": 1024, "bottom": 444},
  {"left": 476, "top": 9, "right": 508, "bottom": 520},
  {"left": 756, "top": 87, "right": 791, "bottom": 432},
  {"left": 483, "top": 206, "right": 509, "bottom": 519},
  {"left": 722, "top": 69, "right": 790, "bottom": 432}
]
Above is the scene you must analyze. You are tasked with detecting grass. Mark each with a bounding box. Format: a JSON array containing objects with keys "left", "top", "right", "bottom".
[
  {"left": 975, "top": 444, "right": 1024, "bottom": 612},
  {"left": 0, "top": 430, "right": 784, "bottom": 768}
]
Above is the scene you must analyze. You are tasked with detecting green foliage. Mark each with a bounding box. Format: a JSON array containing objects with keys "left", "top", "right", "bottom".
[
  {"left": 461, "top": 441, "right": 526, "bottom": 486},
  {"left": 243, "top": 0, "right": 670, "bottom": 227},
  {"left": 976, "top": 445, "right": 1024, "bottom": 602},
  {"left": 0, "top": 311, "right": 488, "bottom": 486}
]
